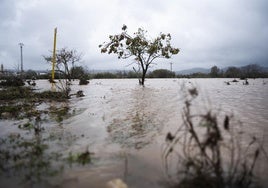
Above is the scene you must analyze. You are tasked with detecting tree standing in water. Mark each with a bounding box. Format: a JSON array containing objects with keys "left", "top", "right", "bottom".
[
  {"left": 43, "top": 48, "right": 82, "bottom": 98},
  {"left": 99, "top": 25, "right": 179, "bottom": 86},
  {"left": 44, "top": 48, "right": 82, "bottom": 82}
]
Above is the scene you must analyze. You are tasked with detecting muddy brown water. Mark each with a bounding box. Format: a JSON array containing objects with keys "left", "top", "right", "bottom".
[{"left": 0, "top": 78, "right": 267, "bottom": 188}]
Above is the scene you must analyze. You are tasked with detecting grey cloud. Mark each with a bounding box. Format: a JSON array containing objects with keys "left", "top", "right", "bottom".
[{"left": 0, "top": 0, "right": 267, "bottom": 71}]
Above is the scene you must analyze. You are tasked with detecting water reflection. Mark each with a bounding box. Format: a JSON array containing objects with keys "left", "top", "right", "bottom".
[{"left": 107, "top": 87, "right": 163, "bottom": 149}]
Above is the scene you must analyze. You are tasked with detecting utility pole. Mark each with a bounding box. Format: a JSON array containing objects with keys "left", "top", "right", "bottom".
[
  {"left": 51, "top": 28, "right": 57, "bottom": 82},
  {"left": 170, "top": 62, "right": 175, "bottom": 78},
  {"left": 170, "top": 62, "right": 173, "bottom": 72},
  {"left": 18, "top": 43, "right": 24, "bottom": 73},
  {"left": 51, "top": 27, "right": 57, "bottom": 91}
]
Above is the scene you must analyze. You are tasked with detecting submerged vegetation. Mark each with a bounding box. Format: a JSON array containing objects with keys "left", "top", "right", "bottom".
[
  {"left": 0, "top": 86, "right": 68, "bottom": 120},
  {"left": 0, "top": 133, "right": 63, "bottom": 186},
  {"left": 0, "top": 120, "right": 93, "bottom": 187},
  {"left": 163, "top": 86, "right": 265, "bottom": 188},
  {"left": 0, "top": 76, "right": 25, "bottom": 87},
  {"left": 0, "top": 76, "right": 92, "bottom": 186}
]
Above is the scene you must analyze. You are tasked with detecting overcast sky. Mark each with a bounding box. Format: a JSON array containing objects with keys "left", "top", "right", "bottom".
[{"left": 0, "top": 0, "right": 268, "bottom": 71}]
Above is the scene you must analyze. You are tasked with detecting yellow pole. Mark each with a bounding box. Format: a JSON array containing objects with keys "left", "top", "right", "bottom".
[{"left": 51, "top": 27, "right": 57, "bottom": 90}]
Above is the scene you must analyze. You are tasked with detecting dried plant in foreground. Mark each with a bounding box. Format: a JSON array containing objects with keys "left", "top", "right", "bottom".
[{"left": 163, "top": 87, "right": 263, "bottom": 188}]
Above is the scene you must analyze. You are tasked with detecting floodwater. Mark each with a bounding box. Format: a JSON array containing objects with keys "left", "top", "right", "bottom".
[{"left": 0, "top": 78, "right": 268, "bottom": 188}]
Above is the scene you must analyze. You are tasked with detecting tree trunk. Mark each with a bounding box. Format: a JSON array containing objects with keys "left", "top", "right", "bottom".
[
  {"left": 139, "top": 65, "right": 148, "bottom": 86},
  {"left": 140, "top": 75, "right": 145, "bottom": 86}
]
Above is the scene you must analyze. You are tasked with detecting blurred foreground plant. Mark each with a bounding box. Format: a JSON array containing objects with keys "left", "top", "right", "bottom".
[{"left": 163, "top": 86, "right": 265, "bottom": 188}]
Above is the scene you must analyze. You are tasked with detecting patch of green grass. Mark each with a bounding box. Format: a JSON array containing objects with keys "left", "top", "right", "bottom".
[
  {"left": 0, "top": 86, "right": 68, "bottom": 102},
  {"left": 0, "top": 86, "right": 69, "bottom": 120},
  {"left": 35, "top": 90, "right": 68, "bottom": 101},
  {"left": 0, "top": 77, "right": 25, "bottom": 87},
  {"left": 0, "top": 87, "right": 33, "bottom": 100}
]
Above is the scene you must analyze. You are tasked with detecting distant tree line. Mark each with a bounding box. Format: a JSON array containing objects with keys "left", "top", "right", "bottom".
[
  {"left": 91, "top": 64, "right": 267, "bottom": 79},
  {"left": 89, "top": 69, "right": 175, "bottom": 79},
  {"left": 178, "top": 64, "right": 268, "bottom": 78},
  {"left": 9, "top": 68, "right": 175, "bottom": 80},
  {"left": 1, "top": 64, "right": 267, "bottom": 81}
]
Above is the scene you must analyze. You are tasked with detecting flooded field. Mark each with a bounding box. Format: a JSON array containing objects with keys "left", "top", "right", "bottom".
[{"left": 0, "top": 78, "right": 268, "bottom": 188}]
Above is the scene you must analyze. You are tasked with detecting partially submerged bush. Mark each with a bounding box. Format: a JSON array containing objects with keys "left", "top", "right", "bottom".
[
  {"left": 79, "top": 77, "right": 89, "bottom": 85},
  {"left": 163, "top": 87, "right": 263, "bottom": 188},
  {"left": 67, "top": 151, "right": 93, "bottom": 165},
  {"left": 76, "top": 90, "right": 85, "bottom": 97},
  {"left": 55, "top": 79, "right": 71, "bottom": 98}
]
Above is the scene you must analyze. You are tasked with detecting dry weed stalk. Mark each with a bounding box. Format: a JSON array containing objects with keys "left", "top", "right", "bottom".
[{"left": 163, "top": 87, "right": 262, "bottom": 188}]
